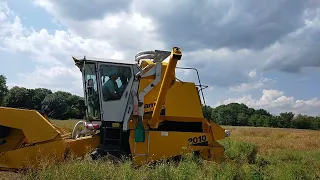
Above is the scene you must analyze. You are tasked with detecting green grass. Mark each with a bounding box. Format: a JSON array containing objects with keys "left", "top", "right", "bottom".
[{"left": 1, "top": 120, "right": 320, "bottom": 180}]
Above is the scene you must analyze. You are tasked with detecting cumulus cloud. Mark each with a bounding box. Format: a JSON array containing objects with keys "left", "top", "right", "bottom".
[
  {"left": 0, "top": 2, "right": 24, "bottom": 42},
  {"left": 0, "top": 2, "right": 126, "bottom": 65},
  {"left": 263, "top": 10, "right": 320, "bottom": 73},
  {"left": 2, "top": 28, "right": 126, "bottom": 65},
  {"left": 0, "top": 1, "right": 162, "bottom": 96},
  {"left": 1, "top": 1, "right": 320, "bottom": 116},
  {"left": 0, "top": 2, "right": 124, "bottom": 94},
  {"left": 2, "top": 1, "right": 164, "bottom": 67},
  {"left": 30, "top": 0, "right": 320, "bottom": 85},
  {"left": 65, "top": 12, "right": 165, "bottom": 55},
  {"left": 248, "top": 69, "right": 257, "bottom": 78},
  {"left": 133, "top": 0, "right": 315, "bottom": 50},
  {"left": 228, "top": 77, "right": 275, "bottom": 92},
  {"left": 216, "top": 89, "right": 320, "bottom": 116},
  {"left": 33, "top": 0, "right": 165, "bottom": 57},
  {"left": 8, "top": 66, "right": 83, "bottom": 96},
  {"left": 33, "top": 0, "right": 131, "bottom": 21}
]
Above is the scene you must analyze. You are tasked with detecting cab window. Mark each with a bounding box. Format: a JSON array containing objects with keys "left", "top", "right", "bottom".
[{"left": 100, "top": 65, "right": 132, "bottom": 101}]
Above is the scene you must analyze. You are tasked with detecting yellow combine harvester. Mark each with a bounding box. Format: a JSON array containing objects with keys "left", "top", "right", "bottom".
[{"left": 0, "top": 47, "right": 230, "bottom": 171}]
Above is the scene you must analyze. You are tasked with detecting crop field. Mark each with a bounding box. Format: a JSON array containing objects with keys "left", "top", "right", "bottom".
[{"left": 1, "top": 120, "right": 320, "bottom": 180}]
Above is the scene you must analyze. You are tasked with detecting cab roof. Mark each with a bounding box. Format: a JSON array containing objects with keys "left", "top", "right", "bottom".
[{"left": 72, "top": 56, "right": 135, "bottom": 69}]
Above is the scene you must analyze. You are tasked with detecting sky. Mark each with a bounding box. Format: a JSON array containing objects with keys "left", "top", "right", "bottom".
[{"left": 0, "top": 0, "right": 320, "bottom": 116}]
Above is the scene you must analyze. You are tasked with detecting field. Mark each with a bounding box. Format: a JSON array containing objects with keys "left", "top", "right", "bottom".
[{"left": 1, "top": 120, "right": 320, "bottom": 180}]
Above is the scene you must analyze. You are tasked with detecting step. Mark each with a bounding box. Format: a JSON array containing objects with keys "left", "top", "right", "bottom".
[
  {"left": 105, "top": 138, "right": 121, "bottom": 141},
  {"left": 105, "top": 127, "right": 122, "bottom": 129}
]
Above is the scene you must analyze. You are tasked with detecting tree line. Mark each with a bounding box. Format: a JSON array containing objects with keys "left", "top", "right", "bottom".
[
  {"left": 202, "top": 103, "right": 320, "bottom": 130},
  {"left": 0, "top": 75, "right": 85, "bottom": 120},
  {"left": 1, "top": 74, "right": 319, "bottom": 130}
]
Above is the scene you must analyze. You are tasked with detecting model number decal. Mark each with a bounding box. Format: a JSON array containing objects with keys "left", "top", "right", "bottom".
[{"left": 188, "top": 135, "right": 207, "bottom": 144}]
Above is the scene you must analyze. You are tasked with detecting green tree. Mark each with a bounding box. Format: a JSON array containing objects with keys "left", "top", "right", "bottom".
[
  {"left": 65, "top": 94, "right": 85, "bottom": 119},
  {"left": 292, "top": 114, "right": 313, "bottom": 129},
  {"left": 41, "top": 92, "right": 70, "bottom": 119},
  {"left": 28, "top": 88, "right": 53, "bottom": 110},
  {"left": 202, "top": 105, "right": 213, "bottom": 120},
  {"left": 311, "top": 117, "right": 320, "bottom": 130},
  {"left": 248, "top": 114, "right": 258, "bottom": 126},
  {"left": 0, "top": 75, "right": 9, "bottom": 106},
  {"left": 269, "top": 115, "right": 279, "bottom": 127},
  {"left": 41, "top": 91, "right": 84, "bottom": 119},
  {"left": 206, "top": 102, "right": 319, "bottom": 130},
  {"left": 216, "top": 108, "right": 237, "bottom": 125},
  {"left": 260, "top": 115, "right": 271, "bottom": 127},
  {"left": 255, "top": 109, "right": 271, "bottom": 117},
  {"left": 237, "top": 112, "right": 250, "bottom": 126},
  {"left": 278, "top": 112, "right": 294, "bottom": 128},
  {"left": 4, "top": 86, "right": 31, "bottom": 108}
]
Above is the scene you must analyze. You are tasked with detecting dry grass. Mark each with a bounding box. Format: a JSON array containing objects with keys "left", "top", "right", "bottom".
[
  {"left": 50, "top": 119, "right": 79, "bottom": 131},
  {"left": 223, "top": 126, "right": 320, "bottom": 154},
  {"left": 1, "top": 120, "right": 319, "bottom": 179},
  {"left": 0, "top": 171, "right": 24, "bottom": 180}
]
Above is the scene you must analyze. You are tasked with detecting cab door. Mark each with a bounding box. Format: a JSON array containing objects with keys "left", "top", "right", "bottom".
[{"left": 97, "top": 62, "right": 134, "bottom": 122}]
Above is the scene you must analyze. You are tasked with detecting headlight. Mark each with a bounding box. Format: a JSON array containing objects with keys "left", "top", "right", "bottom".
[{"left": 225, "top": 129, "right": 231, "bottom": 137}]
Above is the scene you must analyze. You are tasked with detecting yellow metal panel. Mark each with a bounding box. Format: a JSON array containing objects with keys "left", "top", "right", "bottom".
[
  {"left": 210, "top": 121, "right": 226, "bottom": 141},
  {"left": 199, "top": 141, "right": 225, "bottom": 162},
  {"left": 147, "top": 131, "right": 211, "bottom": 160},
  {"left": 0, "top": 139, "right": 67, "bottom": 170},
  {"left": 129, "top": 131, "right": 149, "bottom": 164},
  {"left": 0, "top": 107, "right": 60, "bottom": 143},
  {"left": 129, "top": 130, "right": 216, "bottom": 165},
  {"left": 140, "top": 60, "right": 169, "bottom": 69},
  {"left": 139, "top": 76, "right": 204, "bottom": 119},
  {"left": 65, "top": 135, "right": 100, "bottom": 157},
  {"left": 165, "top": 82, "right": 204, "bottom": 119}
]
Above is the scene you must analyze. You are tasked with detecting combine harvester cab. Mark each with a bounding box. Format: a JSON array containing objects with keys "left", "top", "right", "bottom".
[{"left": 0, "top": 46, "right": 231, "bottom": 171}]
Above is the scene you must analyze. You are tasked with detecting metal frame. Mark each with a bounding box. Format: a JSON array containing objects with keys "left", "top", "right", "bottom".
[
  {"left": 175, "top": 67, "right": 208, "bottom": 106},
  {"left": 81, "top": 60, "right": 102, "bottom": 121},
  {"left": 96, "top": 62, "right": 135, "bottom": 122},
  {"left": 134, "top": 50, "right": 171, "bottom": 128},
  {"left": 122, "top": 65, "right": 140, "bottom": 131}
]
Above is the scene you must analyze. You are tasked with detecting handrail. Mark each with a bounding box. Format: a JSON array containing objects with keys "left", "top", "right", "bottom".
[{"left": 175, "top": 67, "right": 207, "bottom": 106}]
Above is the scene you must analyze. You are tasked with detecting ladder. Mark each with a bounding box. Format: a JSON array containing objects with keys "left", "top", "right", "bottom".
[{"left": 100, "top": 122, "right": 123, "bottom": 157}]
